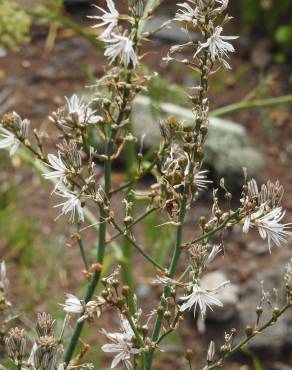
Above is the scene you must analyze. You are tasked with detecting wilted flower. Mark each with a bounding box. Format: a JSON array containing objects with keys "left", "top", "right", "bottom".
[
  {"left": 36, "top": 313, "right": 57, "bottom": 338},
  {"left": 5, "top": 327, "right": 27, "bottom": 363},
  {"left": 180, "top": 281, "right": 230, "bottom": 318},
  {"left": 89, "top": 0, "right": 119, "bottom": 39},
  {"left": 101, "top": 315, "right": 140, "bottom": 370},
  {"left": 206, "top": 340, "right": 215, "bottom": 362},
  {"left": 104, "top": 33, "right": 138, "bottom": 67},
  {"left": 195, "top": 26, "right": 238, "bottom": 69}
]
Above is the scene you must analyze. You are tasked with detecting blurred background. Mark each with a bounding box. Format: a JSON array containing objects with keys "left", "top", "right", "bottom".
[{"left": 0, "top": 1, "right": 292, "bottom": 369}]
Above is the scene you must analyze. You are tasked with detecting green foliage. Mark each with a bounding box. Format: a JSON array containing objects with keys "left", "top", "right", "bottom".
[
  {"left": 240, "top": 0, "right": 292, "bottom": 59},
  {"left": 0, "top": 0, "right": 31, "bottom": 52},
  {"left": 144, "top": 212, "right": 173, "bottom": 266}
]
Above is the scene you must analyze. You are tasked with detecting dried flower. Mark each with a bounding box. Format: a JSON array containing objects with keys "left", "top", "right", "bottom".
[
  {"left": 36, "top": 313, "right": 57, "bottom": 338},
  {"left": 89, "top": 0, "right": 119, "bottom": 39},
  {"left": 5, "top": 327, "right": 27, "bottom": 363}
]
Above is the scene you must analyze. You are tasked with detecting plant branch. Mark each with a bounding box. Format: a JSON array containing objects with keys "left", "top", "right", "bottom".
[
  {"left": 204, "top": 303, "right": 291, "bottom": 370},
  {"left": 210, "top": 95, "right": 292, "bottom": 117}
]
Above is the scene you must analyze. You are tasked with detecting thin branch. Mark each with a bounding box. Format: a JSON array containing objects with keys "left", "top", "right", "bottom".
[
  {"left": 210, "top": 95, "right": 292, "bottom": 117},
  {"left": 204, "top": 303, "right": 291, "bottom": 370}
]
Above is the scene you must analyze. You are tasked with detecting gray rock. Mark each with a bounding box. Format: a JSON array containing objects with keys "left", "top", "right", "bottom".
[
  {"left": 201, "top": 271, "right": 240, "bottom": 322},
  {"left": 236, "top": 251, "right": 292, "bottom": 358},
  {"left": 144, "top": 16, "right": 198, "bottom": 43},
  {"left": 131, "top": 95, "right": 264, "bottom": 179}
]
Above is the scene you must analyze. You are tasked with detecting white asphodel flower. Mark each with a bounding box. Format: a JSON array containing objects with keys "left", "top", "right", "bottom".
[
  {"left": 195, "top": 26, "right": 238, "bottom": 69},
  {"left": 65, "top": 94, "right": 101, "bottom": 125},
  {"left": 104, "top": 34, "right": 138, "bottom": 67},
  {"left": 180, "top": 281, "right": 230, "bottom": 318},
  {"left": 43, "top": 152, "right": 70, "bottom": 184},
  {"left": 61, "top": 294, "right": 105, "bottom": 323},
  {"left": 89, "top": 0, "right": 119, "bottom": 39},
  {"left": 174, "top": 2, "right": 198, "bottom": 26},
  {"left": 243, "top": 206, "right": 292, "bottom": 252},
  {"left": 194, "top": 170, "right": 212, "bottom": 191},
  {"left": 0, "top": 127, "right": 21, "bottom": 156},
  {"left": 61, "top": 294, "right": 84, "bottom": 314},
  {"left": 101, "top": 316, "right": 140, "bottom": 370},
  {"left": 0, "top": 112, "right": 29, "bottom": 156},
  {"left": 0, "top": 260, "right": 9, "bottom": 292},
  {"left": 54, "top": 185, "right": 84, "bottom": 223}
]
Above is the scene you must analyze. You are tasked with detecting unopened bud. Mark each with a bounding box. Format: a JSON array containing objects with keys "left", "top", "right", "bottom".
[
  {"left": 185, "top": 349, "right": 194, "bottom": 362},
  {"left": 245, "top": 325, "right": 254, "bottom": 336},
  {"left": 122, "top": 285, "right": 131, "bottom": 297}
]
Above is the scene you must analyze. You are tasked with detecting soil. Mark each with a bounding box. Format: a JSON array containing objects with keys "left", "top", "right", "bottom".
[{"left": 0, "top": 3, "right": 292, "bottom": 370}]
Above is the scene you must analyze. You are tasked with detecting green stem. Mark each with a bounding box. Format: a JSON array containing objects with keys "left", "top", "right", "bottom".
[
  {"left": 63, "top": 146, "right": 112, "bottom": 366},
  {"left": 204, "top": 304, "right": 290, "bottom": 370},
  {"left": 187, "top": 211, "right": 239, "bottom": 246},
  {"left": 210, "top": 94, "right": 292, "bottom": 117},
  {"left": 110, "top": 219, "right": 165, "bottom": 272},
  {"left": 122, "top": 127, "right": 137, "bottom": 314},
  {"left": 76, "top": 224, "right": 89, "bottom": 270},
  {"left": 144, "top": 194, "right": 188, "bottom": 370},
  {"left": 108, "top": 208, "right": 157, "bottom": 244}
]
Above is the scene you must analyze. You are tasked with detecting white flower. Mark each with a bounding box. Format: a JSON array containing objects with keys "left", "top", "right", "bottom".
[
  {"left": 78, "top": 297, "right": 105, "bottom": 323},
  {"left": 54, "top": 185, "right": 84, "bottom": 223},
  {"left": 104, "top": 34, "right": 138, "bottom": 67},
  {"left": 65, "top": 94, "right": 101, "bottom": 125},
  {"left": 43, "top": 152, "right": 70, "bottom": 183},
  {"left": 194, "top": 170, "right": 212, "bottom": 191},
  {"left": 180, "top": 281, "right": 230, "bottom": 318},
  {"left": 195, "top": 26, "right": 238, "bottom": 69},
  {"left": 61, "top": 294, "right": 105, "bottom": 323},
  {"left": 214, "top": 0, "right": 229, "bottom": 12},
  {"left": 174, "top": 2, "right": 198, "bottom": 26},
  {"left": 0, "top": 112, "right": 29, "bottom": 156},
  {"left": 61, "top": 294, "right": 84, "bottom": 314},
  {"left": 0, "top": 260, "right": 9, "bottom": 292},
  {"left": 243, "top": 206, "right": 292, "bottom": 252},
  {"left": 89, "top": 0, "right": 119, "bottom": 39},
  {"left": 0, "top": 127, "right": 20, "bottom": 156},
  {"left": 101, "top": 316, "right": 139, "bottom": 370}
]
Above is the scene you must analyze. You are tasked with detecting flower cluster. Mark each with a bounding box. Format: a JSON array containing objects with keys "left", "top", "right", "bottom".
[
  {"left": 101, "top": 315, "right": 140, "bottom": 370},
  {"left": 61, "top": 293, "right": 105, "bottom": 323},
  {"left": 242, "top": 178, "right": 292, "bottom": 252},
  {"left": 0, "top": 111, "right": 29, "bottom": 156},
  {"left": 89, "top": 0, "right": 138, "bottom": 67}
]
